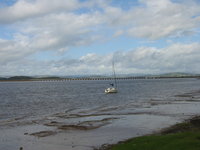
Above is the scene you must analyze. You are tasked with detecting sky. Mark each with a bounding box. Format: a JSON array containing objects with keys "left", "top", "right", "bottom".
[{"left": 0, "top": 0, "right": 200, "bottom": 76}]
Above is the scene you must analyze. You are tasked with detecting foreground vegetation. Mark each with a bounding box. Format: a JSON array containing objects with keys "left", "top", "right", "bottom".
[{"left": 99, "top": 116, "right": 200, "bottom": 150}]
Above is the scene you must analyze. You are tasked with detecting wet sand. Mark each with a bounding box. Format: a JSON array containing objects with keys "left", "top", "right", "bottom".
[{"left": 1, "top": 90, "right": 200, "bottom": 150}]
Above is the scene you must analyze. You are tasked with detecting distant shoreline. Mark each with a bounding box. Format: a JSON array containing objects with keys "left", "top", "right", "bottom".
[{"left": 0, "top": 76, "right": 200, "bottom": 82}]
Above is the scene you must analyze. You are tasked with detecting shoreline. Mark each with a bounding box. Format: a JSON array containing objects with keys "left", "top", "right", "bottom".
[
  {"left": 96, "top": 115, "right": 200, "bottom": 150},
  {"left": 94, "top": 89, "right": 200, "bottom": 150},
  {"left": 0, "top": 76, "right": 199, "bottom": 82}
]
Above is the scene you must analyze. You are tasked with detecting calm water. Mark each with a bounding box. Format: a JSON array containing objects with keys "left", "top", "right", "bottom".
[{"left": 0, "top": 78, "right": 200, "bottom": 121}]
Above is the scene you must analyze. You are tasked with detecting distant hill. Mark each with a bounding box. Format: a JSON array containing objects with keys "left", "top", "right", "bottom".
[
  {"left": 0, "top": 76, "right": 34, "bottom": 81},
  {"left": 0, "top": 76, "right": 61, "bottom": 81},
  {"left": 0, "top": 77, "right": 7, "bottom": 80},
  {"left": 9, "top": 76, "right": 34, "bottom": 80}
]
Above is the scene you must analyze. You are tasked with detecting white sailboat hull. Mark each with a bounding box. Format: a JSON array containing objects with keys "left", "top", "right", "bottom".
[{"left": 105, "top": 87, "right": 118, "bottom": 93}]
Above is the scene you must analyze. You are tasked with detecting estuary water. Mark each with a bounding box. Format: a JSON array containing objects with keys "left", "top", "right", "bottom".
[
  {"left": 0, "top": 78, "right": 200, "bottom": 121},
  {"left": 1, "top": 78, "right": 200, "bottom": 150}
]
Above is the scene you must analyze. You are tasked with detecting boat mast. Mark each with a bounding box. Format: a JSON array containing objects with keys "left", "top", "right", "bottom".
[{"left": 112, "top": 60, "right": 117, "bottom": 88}]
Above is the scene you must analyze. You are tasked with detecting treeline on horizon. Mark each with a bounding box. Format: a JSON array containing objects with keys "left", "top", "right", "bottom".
[{"left": 0, "top": 76, "right": 61, "bottom": 81}]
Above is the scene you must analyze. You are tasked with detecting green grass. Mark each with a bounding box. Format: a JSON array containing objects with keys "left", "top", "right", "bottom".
[
  {"left": 100, "top": 116, "right": 200, "bottom": 150},
  {"left": 110, "top": 131, "right": 200, "bottom": 150}
]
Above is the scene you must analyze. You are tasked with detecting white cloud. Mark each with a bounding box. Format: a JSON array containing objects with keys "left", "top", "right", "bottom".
[
  {"left": 0, "top": 0, "right": 80, "bottom": 24},
  {"left": 103, "top": 0, "right": 200, "bottom": 39},
  {"left": 0, "top": 36, "right": 31, "bottom": 64},
  {"left": 0, "top": 11, "right": 104, "bottom": 64},
  {"left": 25, "top": 12, "right": 104, "bottom": 49},
  {"left": 1, "top": 43, "right": 200, "bottom": 76},
  {"left": 114, "top": 43, "right": 200, "bottom": 74}
]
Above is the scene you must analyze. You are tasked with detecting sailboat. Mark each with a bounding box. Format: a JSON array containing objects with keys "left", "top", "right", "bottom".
[{"left": 105, "top": 61, "right": 118, "bottom": 94}]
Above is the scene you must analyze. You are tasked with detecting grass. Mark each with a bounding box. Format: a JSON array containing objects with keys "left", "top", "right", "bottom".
[
  {"left": 110, "top": 131, "right": 200, "bottom": 150},
  {"left": 98, "top": 116, "right": 200, "bottom": 150}
]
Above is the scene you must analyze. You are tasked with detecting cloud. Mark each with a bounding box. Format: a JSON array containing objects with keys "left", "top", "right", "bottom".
[
  {"left": 0, "top": 35, "right": 31, "bottom": 64},
  {"left": 72, "top": 42, "right": 200, "bottom": 75},
  {"left": 114, "top": 42, "right": 200, "bottom": 74},
  {"left": 0, "top": 0, "right": 200, "bottom": 76},
  {"left": 25, "top": 12, "right": 104, "bottom": 49},
  {"left": 0, "top": 0, "right": 80, "bottom": 24},
  {"left": 1, "top": 42, "right": 200, "bottom": 76},
  {"left": 104, "top": 0, "right": 200, "bottom": 39},
  {"left": 0, "top": 11, "right": 104, "bottom": 64}
]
